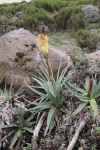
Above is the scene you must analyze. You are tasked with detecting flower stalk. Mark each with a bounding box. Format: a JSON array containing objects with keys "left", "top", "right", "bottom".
[
  {"left": 37, "top": 26, "right": 53, "bottom": 82},
  {"left": 87, "top": 79, "right": 92, "bottom": 98}
]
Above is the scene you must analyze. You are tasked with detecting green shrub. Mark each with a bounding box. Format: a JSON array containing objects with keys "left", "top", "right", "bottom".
[
  {"left": 0, "top": 15, "right": 8, "bottom": 25},
  {"left": 76, "top": 29, "right": 100, "bottom": 51},
  {"left": 34, "top": 0, "right": 69, "bottom": 12},
  {"left": 54, "top": 6, "right": 85, "bottom": 29},
  {"left": 76, "top": 0, "right": 93, "bottom": 5},
  {"left": 6, "top": 25, "right": 17, "bottom": 32},
  {"left": 9, "top": 15, "right": 23, "bottom": 28},
  {"left": 23, "top": 7, "right": 53, "bottom": 30},
  {"left": 0, "top": 2, "right": 28, "bottom": 15},
  {"left": 92, "top": 0, "right": 100, "bottom": 5},
  {"left": 66, "top": 12, "right": 86, "bottom": 30}
]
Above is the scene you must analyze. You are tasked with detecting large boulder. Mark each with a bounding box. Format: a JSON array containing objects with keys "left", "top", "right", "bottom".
[
  {"left": 0, "top": 28, "right": 73, "bottom": 91},
  {"left": 82, "top": 5, "right": 100, "bottom": 23},
  {"left": 86, "top": 50, "right": 100, "bottom": 73}
]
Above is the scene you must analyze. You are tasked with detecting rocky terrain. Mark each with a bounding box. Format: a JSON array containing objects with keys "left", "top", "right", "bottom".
[{"left": 0, "top": 0, "right": 100, "bottom": 150}]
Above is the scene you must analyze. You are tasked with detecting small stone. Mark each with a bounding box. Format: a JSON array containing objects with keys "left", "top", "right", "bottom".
[{"left": 61, "top": 40, "right": 69, "bottom": 45}]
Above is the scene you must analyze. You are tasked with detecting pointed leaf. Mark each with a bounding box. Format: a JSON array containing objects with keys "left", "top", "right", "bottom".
[
  {"left": 84, "top": 76, "right": 90, "bottom": 92},
  {"left": 25, "top": 80, "right": 49, "bottom": 99},
  {"left": 73, "top": 102, "right": 87, "bottom": 116},
  {"left": 44, "top": 107, "right": 57, "bottom": 136},
  {"left": 1, "top": 129, "right": 17, "bottom": 142},
  {"left": 60, "top": 106, "right": 68, "bottom": 113},
  {"left": 23, "top": 127, "right": 34, "bottom": 133},
  {"left": 10, "top": 130, "right": 22, "bottom": 148},
  {"left": 90, "top": 99, "right": 98, "bottom": 116}
]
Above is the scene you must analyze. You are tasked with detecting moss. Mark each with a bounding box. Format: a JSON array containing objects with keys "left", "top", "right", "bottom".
[
  {"left": 19, "top": 57, "right": 31, "bottom": 66},
  {"left": 24, "top": 44, "right": 29, "bottom": 47},
  {"left": 14, "top": 57, "right": 19, "bottom": 62},
  {"left": 16, "top": 52, "right": 24, "bottom": 59}
]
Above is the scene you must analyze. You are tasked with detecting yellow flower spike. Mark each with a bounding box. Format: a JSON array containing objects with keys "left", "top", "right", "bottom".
[{"left": 37, "top": 26, "right": 48, "bottom": 56}]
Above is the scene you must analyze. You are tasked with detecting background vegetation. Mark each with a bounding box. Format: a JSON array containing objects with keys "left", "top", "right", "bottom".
[
  {"left": 0, "top": 0, "right": 100, "bottom": 149},
  {"left": 0, "top": 0, "right": 100, "bottom": 52}
]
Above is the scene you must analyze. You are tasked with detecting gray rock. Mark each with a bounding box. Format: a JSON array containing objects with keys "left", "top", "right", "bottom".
[
  {"left": 97, "top": 41, "right": 100, "bottom": 50},
  {"left": 33, "top": 31, "right": 39, "bottom": 36},
  {"left": 0, "top": 28, "right": 73, "bottom": 96},
  {"left": 61, "top": 40, "right": 69, "bottom": 45},
  {"left": 82, "top": 5, "right": 100, "bottom": 23},
  {"left": 87, "top": 50, "right": 100, "bottom": 73},
  {"left": 48, "top": 38, "right": 54, "bottom": 44},
  {"left": 90, "top": 29, "right": 97, "bottom": 34}
]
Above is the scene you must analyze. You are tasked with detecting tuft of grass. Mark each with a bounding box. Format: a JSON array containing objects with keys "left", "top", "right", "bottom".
[
  {"left": 66, "top": 51, "right": 85, "bottom": 65},
  {"left": 86, "top": 23, "right": 100, "bottom": 30},
  {"left": 47, "top": 30, "right": 78, "bottom": 47}
]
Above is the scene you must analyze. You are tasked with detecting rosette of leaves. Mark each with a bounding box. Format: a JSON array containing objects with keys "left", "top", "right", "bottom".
[
  {"left": 0, "top": 107, "right": 35, "bottom": 149},
  {"left": 25, "top": 60, "right": 73, "bottom": 136},
  {"left": 0, "top": 83, "right": 22, "bottom": 103},
  {"left": 67, "top": 76, "right": 100, "bottom": 117},
  {"left": 0, "top": 83, "right": 13, "bottom": 103}
]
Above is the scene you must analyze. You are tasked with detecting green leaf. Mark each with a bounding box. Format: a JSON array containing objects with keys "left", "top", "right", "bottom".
[
  {"left": 84, "top": 76, "right": 90, "bottom": 92},
  {"left": 92, "top": 81, "right": 100, "bottom": 99},
  {"left": 61, "top": 70, "right": 73, "bottom": 88},
  {"left": 27, "top": 121, "right": 35, "bottom": 126},
  {"left": 68, "top": 87, "right": 89, "bottom": 102},
  {"left": 90, "top": 99, "right": 98, "bottom": 116},
  {"left": 0, "top": 124, "right": 18, "bottom": 129},
  {"left": 47, "top": 81, "right": 56, "bottom": 98},
  {"left": 24, "top": 113, "right": 36, "bottom": 125},
  {"left": 68, "top": 82, "right": 86, "bottom": 94},
  {"left": 25, "top": 80, "right": 49, "bottom": 99},
  {"left": 91, "top": 76, "right": 97, "bottom": 97},
  {"left": 32, "top": 77, "right": 47, "bottom": 91},
  {"left": 73, "top": 102, "right": 87, "bottom": 116},
  {"left": 57, "top": 92, "right": 63, "bottom": 105},
  {"left": 60, "top": 106, "right": 68, "bottom": 113},
  {"left": 45, "top": 107, "right": 58, "bottom": 136},
  {"left": 56, "top": 59, "right": 62, "bottom": 80},
  {"left": 10, "top": 130, "right": 22, "bottom": 148},
  {"left": 28, "top": 102, "right": 52, "bottom": 112},
  {"left": 23, "top": 127, "right": 34, "bottom": 133},
  {"left": 1, "top": 129, "right": 17, "bottom": 142}
]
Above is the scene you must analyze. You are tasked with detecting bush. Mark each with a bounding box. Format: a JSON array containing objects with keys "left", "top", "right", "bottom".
[
  {"left": 34, "top": 0, "right": 69, "bottom": 12},
  {"left": 0, "top": 1, "right": 28, "bottom": 15},
  {"left": 76, "top": 0, "right": 94, "bottom": 5},
  {"left": 0, "top": 15, "right": 8, "bottom": 25},
  {"left": 76, "top": 29, "right": 100, "bottom": 51},
  {"left": 66, "top": 12, "right": 86, "bottom": 30},
  {"left": 54, "top": 6, "right": 85, "bottom": 30},
  {"left": 23, "top": 7, "right": 53, "bottom": 30},
  {"left": 9, "top": 14, "right": 23, "bottom": 28},
  {"left": 92, "top": 0, "right": 100, "bottom": 5}
]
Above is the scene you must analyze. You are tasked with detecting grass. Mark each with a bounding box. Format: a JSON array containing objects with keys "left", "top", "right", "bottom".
[
  {"left": 66, "top": 51, "right": 86, "bottom": 65},
  {"left": 86, "top": 23, "right": 100, "bottom": 30},
  {"left": 47, "top": 30, "right": 78, "bottom": 47}
]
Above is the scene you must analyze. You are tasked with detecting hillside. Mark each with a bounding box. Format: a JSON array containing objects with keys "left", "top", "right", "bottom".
[
  {"left": 0, "top": 0, "right": 100, "bottom": 150},
  {"left": 0, "top": 0, "right": 100, "bottom": 52}
]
